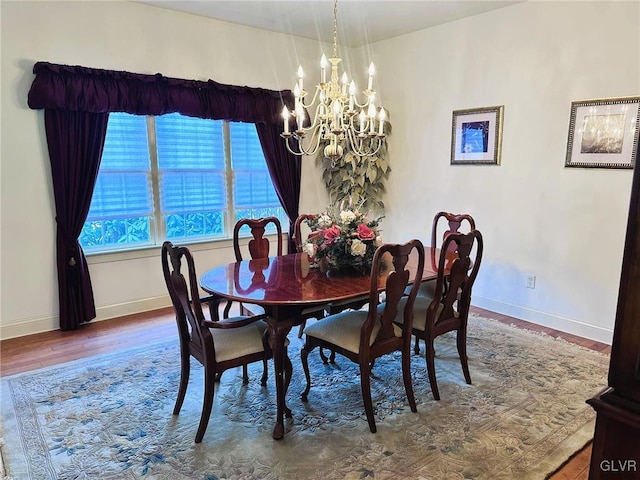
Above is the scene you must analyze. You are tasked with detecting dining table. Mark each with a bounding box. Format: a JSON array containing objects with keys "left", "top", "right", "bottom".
[{"left": 199, "top": 246, "right": 449, "bottom": 439}]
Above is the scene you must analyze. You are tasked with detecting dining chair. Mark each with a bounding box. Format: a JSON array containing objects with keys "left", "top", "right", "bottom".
[
  {"left": 162, "top": 241, "right": 291, "bottom": 443},
  {"left": 301, "top": 239, "right": 425, "bottom": 433},
  {"left": 395, "top": 230, "right": 483, "bottom": 401},
  {"left": 227, "top": 216, "right": 283, "bottom": 318},
  {"left": 412, "top": 211, "right": 476, "bottom": 354}
]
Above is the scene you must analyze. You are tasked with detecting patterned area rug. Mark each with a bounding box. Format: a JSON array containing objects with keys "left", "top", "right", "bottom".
[{"left": 0, "top": 315, "right": 608, "bottom": 479}]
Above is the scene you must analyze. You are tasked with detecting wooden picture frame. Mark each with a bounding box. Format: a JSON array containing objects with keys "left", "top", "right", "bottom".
[
  {"left": 451, "top": 105, "right": 504, "bottom": 165},
  {"left": 565, "top": 96, "right": 640, "bottom": 169}
]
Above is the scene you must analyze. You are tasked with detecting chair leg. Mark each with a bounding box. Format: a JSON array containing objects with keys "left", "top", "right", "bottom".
[
  {"left": 195, "top": 367, "right": 215, "bottom": 443},
  {"left": 223, "top": 300, "right": 232, "bottom": 319},
  {"left": 242, "top": 364, "right": 249, "bottom": 384},
  {"left": 413, "top": 336, "right": 421, "bottom": 355},
  {"left": 319, "top": 347, "right": 329, "bottom": 364},
  {"left": 260, "top": 358, "right": 268, "bottom": 386},
  {"left": 425, "top": 337, "right": 440, "bottom": 401},
  {"left": 284, "top": 349, "right": 293, "bottom": 418},
  {"left": 402, "top": 349, "right": 417, "bottom": 413},
  {"left": 318, "top": 347, "right": 336, "bottom": 364},
  {"left": 359, "top": 362, "right": 377, "bottom": 433},
  {"left": 173, "top": 351, "right": 190, "bottom": 415},
  {"left": 457, "top": 328, "right": 472, "bottom": 385},
  {"left": 297, "top": 320, "right": 306, "bottom": 338},
  {"left": 300, "top": 344, "right": 313, "bottom": 402}
]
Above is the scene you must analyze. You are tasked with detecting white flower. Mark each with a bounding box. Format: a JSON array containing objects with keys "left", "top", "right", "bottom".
[
  {"left": 340, "top": 210, "right": 356, "bottom": 223},
  {"left": 317, "top": 214, "right": 333, "bottom": 228},
  {"left": 375, "top": 236, "right": 383, "bottom": 247},
  {"left": 351, "top": 239, "right": 367, "bottom": 257},
  {"left": 303, "top": 242, "right": 316, "bottom": 257}
]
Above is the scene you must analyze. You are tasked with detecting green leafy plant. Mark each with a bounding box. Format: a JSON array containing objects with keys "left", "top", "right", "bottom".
[{"left": 315, "top": 122, "right": 391, "bottom": 214}]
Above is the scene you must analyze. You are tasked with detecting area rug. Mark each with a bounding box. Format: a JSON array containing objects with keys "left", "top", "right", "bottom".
[{"left": 0, "top": 315, "right": 609, "bottom": 480}]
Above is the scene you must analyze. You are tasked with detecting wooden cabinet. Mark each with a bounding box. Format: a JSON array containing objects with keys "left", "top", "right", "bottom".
[{"left": 587, "top": 151, "right": 640, "bottom": 479}]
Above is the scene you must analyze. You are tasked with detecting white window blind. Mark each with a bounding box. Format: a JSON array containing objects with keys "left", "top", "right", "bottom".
[
  {"left": 81, "top": 113, "right": 152, "bottom": 249},
  {"left": 230, "top": 122, "right": 282, "bottom": 224},
  {"left": 156, "top": 113, "right": 227, "bottom": 240}
]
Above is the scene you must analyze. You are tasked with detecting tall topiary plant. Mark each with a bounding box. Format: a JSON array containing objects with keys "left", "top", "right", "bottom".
[{"left": 315, "top": 122, "right": 391, "bottom": 214}]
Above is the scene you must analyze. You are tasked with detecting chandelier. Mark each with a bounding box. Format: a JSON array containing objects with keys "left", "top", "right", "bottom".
[{"left": 281, "top": 0, "right": 386, "bottom": 161}]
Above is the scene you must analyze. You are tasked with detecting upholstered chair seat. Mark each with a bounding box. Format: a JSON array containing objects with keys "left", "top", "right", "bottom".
[
  {"left": 209, "top": 319, "right": 268, "bottom": 362},
  {"left": 302, "top": 305, "right": 393, "bottom": 354}
]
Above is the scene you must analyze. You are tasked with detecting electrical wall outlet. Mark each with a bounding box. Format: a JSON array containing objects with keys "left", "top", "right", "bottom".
[{"left": 526, "top": 275, "right": 536, "bottom": 289}]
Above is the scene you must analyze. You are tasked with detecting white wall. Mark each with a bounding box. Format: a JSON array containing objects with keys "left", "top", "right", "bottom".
[
  {"left": 0, "top": 1, "right": 330, "bottom": 338},
  {"left": 1, "top": 1, "right": 638, "bottom": 343},
  {"left": 369, "top": 1, "right": 639, "bottom": 343}
]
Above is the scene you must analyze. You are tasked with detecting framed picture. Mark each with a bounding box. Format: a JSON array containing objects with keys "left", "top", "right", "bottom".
[
  {"left": 565, "top": 96, "right": 640, "bottom": 169},
  {"left": 451, "top": 105, "right": 504, "bottom": 165}
]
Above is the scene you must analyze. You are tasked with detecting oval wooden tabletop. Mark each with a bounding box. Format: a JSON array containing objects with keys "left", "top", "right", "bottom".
[{"left": 200, "top": 249, "right": 442, "bottom": 306}]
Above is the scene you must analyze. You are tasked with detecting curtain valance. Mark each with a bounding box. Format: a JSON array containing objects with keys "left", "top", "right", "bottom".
[{"left": 27, "top": 61, "right": 294, "bottom": 125}]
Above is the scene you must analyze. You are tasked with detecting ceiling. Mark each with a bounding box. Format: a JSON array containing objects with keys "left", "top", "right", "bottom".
[{"left": 135, "top": 1, "right": 521, "bottom": 48}]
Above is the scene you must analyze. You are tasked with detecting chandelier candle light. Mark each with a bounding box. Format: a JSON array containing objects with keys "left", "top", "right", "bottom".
[{"left": 281, "top": 0, "right": 386, "bottom": 161}]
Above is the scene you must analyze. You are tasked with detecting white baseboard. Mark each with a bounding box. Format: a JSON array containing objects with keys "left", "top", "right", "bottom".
[
  {"left": 473, "top": 295, "right": 613, "bottom": 345},
  {"left": 2, "top": 293, "right": 614, "bottom": 345},
  {"left": 0, "top": 296, "right": 171, "bottom": 340}
]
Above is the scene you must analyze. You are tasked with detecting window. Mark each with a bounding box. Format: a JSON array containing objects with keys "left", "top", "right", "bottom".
[{"left": 80, "top": 112, "right": 286, "bottom": 252}]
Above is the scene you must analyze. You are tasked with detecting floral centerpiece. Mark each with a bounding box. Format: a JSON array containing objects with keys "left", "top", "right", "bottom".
[{"left": 302, "top": 204, "right": 383, "bottom": 275}]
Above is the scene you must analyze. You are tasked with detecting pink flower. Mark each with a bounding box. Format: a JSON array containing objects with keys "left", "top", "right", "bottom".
[
  {"left": 357, "top": 223, "right": 376, "bottom": 241},
  {"left": 324, "top": 225, "right": 341, "bottom": 243}
]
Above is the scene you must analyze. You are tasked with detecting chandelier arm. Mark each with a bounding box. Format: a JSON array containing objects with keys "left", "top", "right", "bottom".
[
  {"left": 344, "top": 128, "right": 360, "bottom": 154},
  {"left": 366, "top": 138, "right": 383, "bottom": 157},
  {"left": 307, "top": 100, "right": 333, "bottom": 135},
  {"left": 352, "top": 95, "right": 372, "bottom": 110},
  {"left": 285, "top": 136, "right": 304, "bottom": 156},
  {"left": 296, "top": 127, "right": 323, "bottom": 156},
  {"left": 299, "top": 86, "right": 322, "bottom": 110},
  {"left": 345, "top": 128, "right": 384, "bottom": 158},
  {"left": 346, "top": 129, "right": 369, "bottom": 157}
]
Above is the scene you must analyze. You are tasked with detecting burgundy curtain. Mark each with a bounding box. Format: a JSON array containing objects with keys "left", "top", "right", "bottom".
[
  {"left": 45, "top": 109, "right": 109, "bottom": 330},
  {"left": 28, "top": 62, "right": 299, "bottom": 329},
  {"left": 256, "top": 123, "right": 301, "bottom": 253}
]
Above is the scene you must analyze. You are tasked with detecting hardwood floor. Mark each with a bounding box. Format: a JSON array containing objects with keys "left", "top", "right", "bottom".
[{"left": 0, "top": 306, "right": 610, "bottom": 479}]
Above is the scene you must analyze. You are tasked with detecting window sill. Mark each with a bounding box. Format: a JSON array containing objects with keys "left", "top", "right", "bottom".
[{"left": 85, "top": 234, "right": 287, "bottom": 265}]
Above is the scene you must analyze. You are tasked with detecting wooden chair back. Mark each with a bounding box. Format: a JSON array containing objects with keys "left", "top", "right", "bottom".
[
  {"left": 428, "top": 230, "right": 483, "bottom": 334},
  {"left": 161, "top": 241, "right": 212, "bottom": 366},
  {"left": 233, "top": 217, "right": 283, "bottom": 261},
  {"left": 294, "top": 214, "right": 316, "bottom": 253},
  {"left": 431, "top": 211, "right": 476, "bottom": 253},
  {"left": 362, "top": 239, "right": 425, "bottom": 360}
]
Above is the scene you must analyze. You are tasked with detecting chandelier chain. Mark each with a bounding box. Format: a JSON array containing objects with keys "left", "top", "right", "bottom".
[{"left": 332, "top": 0, "right": 338, "bottom": 59}]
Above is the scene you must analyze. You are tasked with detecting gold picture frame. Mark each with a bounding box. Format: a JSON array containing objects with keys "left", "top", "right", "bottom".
[
  {"left": 565, "top": 96, "right": 640, "bottom": 169},
  {"left": 451, "top": 105, "right": 504, "bottom": 165}
]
